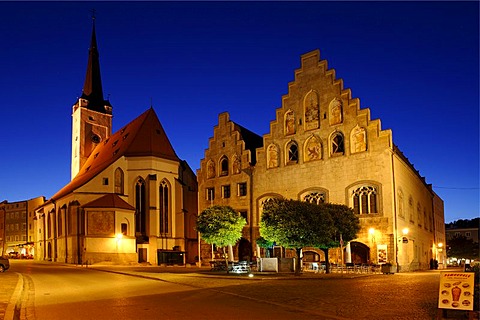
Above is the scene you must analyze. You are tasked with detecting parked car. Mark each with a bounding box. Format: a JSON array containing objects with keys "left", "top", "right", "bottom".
[{"left": 0, "top": 256, "right": 10, "bottom": 272}]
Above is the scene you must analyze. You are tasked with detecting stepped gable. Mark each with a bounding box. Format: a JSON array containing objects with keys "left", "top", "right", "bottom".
[
  {"left": 51, "top": 108, "right": 179, "bottom": 201},
  {"left": 82, "top": 193, "right": 135, "bottom": 210},
  {"left": 232, "top": 122, "right": 263, "bottom": 164}
]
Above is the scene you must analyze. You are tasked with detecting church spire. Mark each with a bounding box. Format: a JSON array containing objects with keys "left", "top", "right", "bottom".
[{"left": 80, "top": 16, "right": 110, "bottom": 114}]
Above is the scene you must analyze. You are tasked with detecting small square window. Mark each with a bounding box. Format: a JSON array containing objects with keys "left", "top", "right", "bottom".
[
  {"left": 238, "top": 183, "right": 247, "bottom": 197},
  {"left": 103, "top": 178, "right": 109, "bottom": 185},
  {"left": 222, "top": 185, "right": 231, "bottom": 198}
]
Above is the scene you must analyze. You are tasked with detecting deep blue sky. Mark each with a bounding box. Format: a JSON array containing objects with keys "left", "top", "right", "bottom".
[{"left": 0, "top": 2, "right": 478, "bottom": 223}]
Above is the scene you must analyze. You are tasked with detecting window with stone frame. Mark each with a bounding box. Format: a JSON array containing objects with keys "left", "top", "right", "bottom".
[
  {"left": 303, "top": 191, "right": 326, "bottom": 205},
  {"left": 408, "top": 196, "right": 415, "bottom": 224},
  {"left": 352, "top": 185, "right": 378, "bottom": 214},
  {"left": 115, "top": 168, "right": 124, "bottom": 194},
  {"left": 238, "top": 182, "right": 247, "bottom": 197},
  {"left": 287, "top": 142, "right": 299, "bottom": 164},
  {"left": 159, "top": 180, "right": 169, "bottom": 234},
  {"left": 331, "top": 132, "right": 345, "bottom": 155},
  {"left": 220, "top": 156, "right": 229, "bottom": 176},
  {"left": 222, "top": 185, "right": 231, "bottom": 199},
  {"left": 206, "top": 188, "right": 215, "bottom": 201}
]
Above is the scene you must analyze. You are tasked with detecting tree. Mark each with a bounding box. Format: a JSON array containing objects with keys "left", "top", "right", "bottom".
[
  {"left": 256, "top": 236, "right": 274, "bottom": 257},
  {"left": 196, "top": 205, "right": 246, "bottom": 272},
  {"left": 260, "top": 199, "right": 335, "bottom": 275},
  {"left": 316, "top": 203, "right": 360, "bottom": 273},
  {"left": 447, "top": 235, "right": 479, "bottom": 261}
]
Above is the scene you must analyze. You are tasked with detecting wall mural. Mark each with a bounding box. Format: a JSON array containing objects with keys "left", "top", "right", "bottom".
[
  {"left": 232, "top": 154, "right": 241, "bottom": 174},
  {"left": 285, "top": 110, "right": 296, "bottom": 135},
  {"left": 207, "top": 160, "right": 215, "bottom": 179},
  {"left": 351, "top": 125, "right": 367, "bottom": 153},
  {"left": 88, "top": 211, "right": 114, "bottom": 236},
  {"left": 267, "top": 144, "right": 279, "bottom": 168},
  {"left": 304, "top": 135, "right": 322, "bottom": 161},
  {"left": 329, "top": 98, "right": 343, "bottom": 125},
  {"left": 304, "top": 90, "right": 320, "bottom": 130}
]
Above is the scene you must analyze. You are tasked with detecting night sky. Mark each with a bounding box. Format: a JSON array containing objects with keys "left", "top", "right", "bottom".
[{"left": 0, "top": 1, "right": 478, "bottom": 223}]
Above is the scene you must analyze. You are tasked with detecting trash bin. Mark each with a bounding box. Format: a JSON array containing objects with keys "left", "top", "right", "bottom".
[{"left": 381, "top": 263, "right": 397, "bottom": 274}]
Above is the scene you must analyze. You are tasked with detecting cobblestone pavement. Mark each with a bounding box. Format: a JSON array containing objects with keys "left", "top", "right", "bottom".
[
  {"left": 2, "top": 262, "right": 475, "bottom": 320},
  {"left": 0, "top": 271, "right": 20, "bottom": 320},
  {"left": 91, "top": 265, "right": 443, "bottom": 320}
]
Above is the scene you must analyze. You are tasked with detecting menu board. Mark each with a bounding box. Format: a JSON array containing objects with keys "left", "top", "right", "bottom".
[{"left": 438, "top": 272, "right": 475, "bottom": 311}]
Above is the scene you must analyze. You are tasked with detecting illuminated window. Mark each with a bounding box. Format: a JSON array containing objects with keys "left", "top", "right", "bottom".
[{"left": 352, "top": 186, "right": 378, "bottom": 214}]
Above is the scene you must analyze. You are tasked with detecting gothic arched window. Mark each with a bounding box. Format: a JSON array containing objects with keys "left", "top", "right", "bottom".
[
  {"left": 331, "top": 132, "right": 345, "bottom": 155},
  {"left": 352, "top": 185, "right": 378, "bottom": 214},
  {"left": 135, "top": 178, "right": 146, "bottom": 235},
  {"left": 287, "top": 142, "right": 299, "bottom": 164},
  {"left": 115, "top": 168, "right": 124, "bottom": 194},
  {"left": 159, "top": 180, "right": 169, "bottom": 235},
  {"left": 220, "top": 156, "right": 229, "bottom": 176},
  {"left": 303, "top": 191, "right": 326, "bottom": 204}
]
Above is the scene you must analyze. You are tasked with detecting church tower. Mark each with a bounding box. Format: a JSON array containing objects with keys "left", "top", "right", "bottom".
[{"left": 71, "top": 18, "right": 112, "bottom": 180}]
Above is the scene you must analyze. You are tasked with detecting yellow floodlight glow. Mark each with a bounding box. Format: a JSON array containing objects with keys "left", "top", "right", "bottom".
[
  {"left": 369, "top": 228, "right": 375, "bottom": 235},
  {"left": 402, "top": 228, "right": 409, "bottom": 235}
]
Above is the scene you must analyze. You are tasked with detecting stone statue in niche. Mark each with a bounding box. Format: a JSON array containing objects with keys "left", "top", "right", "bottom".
[
  {"left": 232, "top": 154, "right": 241, "bottom": 174},
  {"left": 351, "top": 125, "right": 367, "bottom": 153},
  {"left": 304, "top": 91, "right": 320, "bottom": 130},
  {"left": 285, "top": 110, "right": 295, "bottom": 135},
  {"left": 305, "top": 136, "right": 321, "bottom": 161},
  {"left": 267, "top": 144, "right": 279, "bottom": 168},
  {"left": 207, "top": 160, "right": 215, "bottom": 178},
  {"left": 329, "top": 98, "right": 343, "bottom": 125}
]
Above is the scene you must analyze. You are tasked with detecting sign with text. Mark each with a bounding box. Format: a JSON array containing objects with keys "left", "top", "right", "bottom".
[{"left": 438, "top": 272, "right": 475, "bottom": 311}]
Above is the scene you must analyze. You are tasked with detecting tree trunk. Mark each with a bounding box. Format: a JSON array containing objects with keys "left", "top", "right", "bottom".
[
  {"left": 322, "top": 248, "right": 330, "bottom": 274},
  {"left": 295, "top": 248, "right": 302, "bottom": 275},
  {"left": 224, "top": 247, "right": 229, "bottom": 274}
]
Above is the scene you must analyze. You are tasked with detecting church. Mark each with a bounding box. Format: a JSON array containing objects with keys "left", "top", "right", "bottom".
[
  {"left": 33, "top": 21, "right": 198, "bottom": 266},
  {"left": 197, "top": 50, "right": 446, "bottom": 271}
]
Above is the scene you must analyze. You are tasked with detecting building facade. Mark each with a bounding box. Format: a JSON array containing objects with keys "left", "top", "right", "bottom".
[
  {"left": 33, "top": 21, "right": 198, "bottom": 266},
  {"left": 198, "top": 50, "right": 445, "bottom": 271},
  {"left": 0, "top": 196, "right": 45, "bottom": 257}
]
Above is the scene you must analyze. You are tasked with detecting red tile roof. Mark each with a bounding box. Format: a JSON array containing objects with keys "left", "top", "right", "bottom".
[
  {"left": 50, "top": 108, "right": 179, "bottom": 201},
  {"left": 82, "top": 193, "right": 135, "bottom": 210}
]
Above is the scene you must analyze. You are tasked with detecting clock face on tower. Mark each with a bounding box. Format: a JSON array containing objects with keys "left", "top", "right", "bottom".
[{"left": 91, "top": 134, "right": 101, "bottom": 144}]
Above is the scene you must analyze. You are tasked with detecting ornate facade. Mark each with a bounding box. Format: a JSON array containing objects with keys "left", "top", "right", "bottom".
[{"left": 198, "top": 50, "right": 445, "bottom": 271}]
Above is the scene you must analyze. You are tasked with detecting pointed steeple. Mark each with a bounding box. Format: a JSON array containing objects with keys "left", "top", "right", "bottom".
[{"left": 80, "top": 17, "right": 111, "bottom": 114}]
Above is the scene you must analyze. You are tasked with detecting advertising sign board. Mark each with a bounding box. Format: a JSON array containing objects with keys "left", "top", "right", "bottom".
[{"left": 438, "top": 272, "right": 475, "bottom": 311}]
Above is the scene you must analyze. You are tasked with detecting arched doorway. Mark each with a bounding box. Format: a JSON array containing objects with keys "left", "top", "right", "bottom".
[
  {"left": 47, "top": 242, "right": 52, "bottom": 261},
  {"left": 238, "top": 238, "right": 252, "bottom": 261},
  {"left": 349, "top": 241, "right": 370, "bottom": 264}
]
